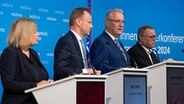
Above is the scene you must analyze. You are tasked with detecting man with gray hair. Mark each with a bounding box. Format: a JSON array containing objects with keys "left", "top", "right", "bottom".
[{"left": 90, "top": 8, "right": 132, "bottom": 74}]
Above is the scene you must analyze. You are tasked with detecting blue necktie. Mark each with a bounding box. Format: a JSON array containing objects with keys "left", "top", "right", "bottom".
[{"left": 80, "top": 39, "right": 88, "bottom": 68}]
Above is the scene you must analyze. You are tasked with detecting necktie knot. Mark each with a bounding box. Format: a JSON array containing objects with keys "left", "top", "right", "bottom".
[
  {"left": 114, "top": 39, "right": 123, "bottom": 52},
  {"left": 114, "top": 39, "right": 119, "bottom": 45}
]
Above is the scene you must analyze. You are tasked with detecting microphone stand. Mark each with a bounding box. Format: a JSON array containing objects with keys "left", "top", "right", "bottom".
[{"left": 61, "top": 49, "right": 97, "bottom": 75}]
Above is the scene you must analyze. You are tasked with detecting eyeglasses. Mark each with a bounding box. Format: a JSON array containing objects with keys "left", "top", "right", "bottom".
[
  {"left": 142, "top": 35, "right": 156, "bottom": 39},
  {"left": 108, "top": 18, "right": 125, "bottom": 24}
]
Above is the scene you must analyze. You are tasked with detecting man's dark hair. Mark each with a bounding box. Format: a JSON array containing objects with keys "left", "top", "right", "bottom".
[{"left": 137, "top": 25, "right": 154, "bottom": 40}]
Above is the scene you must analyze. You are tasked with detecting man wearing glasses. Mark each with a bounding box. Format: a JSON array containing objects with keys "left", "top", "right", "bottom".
[
  {"left": 90, "top": 8, "right": 132, "bottom": 74},
  {"left": 127, "top": 25, "right": 160, "bottom": 68}
]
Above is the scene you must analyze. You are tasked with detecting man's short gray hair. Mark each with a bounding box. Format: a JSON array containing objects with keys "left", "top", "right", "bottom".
[{"left": 106, "top": 8, "right": 123, "bottom": 20}]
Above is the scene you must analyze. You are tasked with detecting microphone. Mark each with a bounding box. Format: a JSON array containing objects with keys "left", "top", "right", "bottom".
[
  {"left": 182, "top": 49, "right": 184, "bottom": 53},
  {"left": 61, "top": 49, "right": 97, "bottom": 75},
  {"left": 60, "top": 49, "right": 82, "bottom": 58},
  {"left": 61, "top": 49, "right": 87, "bottom": 63},
  {"left": 127, "top": 55, "right": 138, "bottom": 68},
  {"left": 92, "top": 67, "right": 97, "bottom": 75}
]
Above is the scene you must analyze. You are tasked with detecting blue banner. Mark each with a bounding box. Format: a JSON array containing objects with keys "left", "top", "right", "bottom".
[{"left": 0, "top": 0, "right": 184, "bottom": 100}]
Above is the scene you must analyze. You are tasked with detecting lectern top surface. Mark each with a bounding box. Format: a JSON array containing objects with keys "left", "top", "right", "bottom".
[
  {"left": 144, "top": 60, "right": 184, "bottom": 69},
  {"left": 25, "top": 75, "right": 108, "bottom": 93},
  {"left": 104, "top": 67, "right": 148, "bottom": 76}
]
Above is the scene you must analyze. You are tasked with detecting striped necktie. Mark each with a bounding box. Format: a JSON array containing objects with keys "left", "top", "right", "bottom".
[{"left": 114, "top": 39, "right": 128, "bottom": 63}]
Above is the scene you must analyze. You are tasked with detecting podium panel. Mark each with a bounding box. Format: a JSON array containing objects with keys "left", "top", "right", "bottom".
[
  {"left": 105, "top": 68, "right": 148, "bottom": 104},
  {"left": 167, "top": 67, "right": 184, "bottom": 104},
  {"left": 146, "top": 60, "right": 184, "bottom": 104},
  {"left": 77, "top": 82, "right": 104, "bottom": 104},
  {"left": 25, "top": 75, "right": 107, "bottom": 104},
  {"left": 124, "top": 75, "right": 147, "bottom": 104}
]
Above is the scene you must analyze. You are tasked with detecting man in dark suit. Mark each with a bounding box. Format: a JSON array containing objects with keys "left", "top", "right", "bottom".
[
  {"left": 90, "top": 8, "right": 131, "bottom": 74},
  {"left": 127, "top": 25, "right": 160, "bottom": 68},
  {"left": 54, "top": 7, "right": 100, "bottom": 80}
]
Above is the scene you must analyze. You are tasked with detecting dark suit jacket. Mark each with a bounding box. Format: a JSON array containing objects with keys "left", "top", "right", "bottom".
[
  {"left": 54, "top": 31, "right": 84, "bottom": 80},
  {"left": 127, "top": 42, "right": 160, "bottom": 68},
  {"left": 90, "top": 31, "right": 130, "bottom": 74},
  {"left": 0, "top": 46, "right": 49, "bottom": 104}
]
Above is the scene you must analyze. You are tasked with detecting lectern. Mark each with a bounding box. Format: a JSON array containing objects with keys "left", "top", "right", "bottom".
[
  {"left": 146, "top": 60, "right": 184, "bottom": 104},
  {"left": 105, "top": 68, "right": 148, "bottom": 104},
  {"left": 25, "top": 75, "right": 108, "bottom": 104}
]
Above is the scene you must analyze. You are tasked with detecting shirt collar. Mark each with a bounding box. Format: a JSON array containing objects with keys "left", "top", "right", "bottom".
[
  {"left": 140, "top": 43, "right": 152, "bottom": 54},
  {"left": 105, "top": 30, "right": 117, "bottom": 40},
  {"left": 70, "top": 29, "right": 82, "bottom": 41}
]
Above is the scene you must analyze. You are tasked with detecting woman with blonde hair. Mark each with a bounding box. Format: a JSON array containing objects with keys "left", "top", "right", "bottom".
[{"left": 0, "top": 18, "right": 51, "bottom": 104}]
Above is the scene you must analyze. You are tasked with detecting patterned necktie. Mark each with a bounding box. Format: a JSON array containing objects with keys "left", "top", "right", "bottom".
[
  {"left": 80, "top": 39, "right": 88, "bottom": 68},
  {"left": 114, "top": 39, "right": 128, "bottom": 63}
]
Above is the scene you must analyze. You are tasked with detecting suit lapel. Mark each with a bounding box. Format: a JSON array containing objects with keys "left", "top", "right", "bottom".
[
  {"left": 69, "top": 31, "right": 82, "bottom": 56},
  {"left": 103, "top": 31, "right": 130, "bottom": 66},
  {"left": 69, "top": 31, "right": 84, "bottom": 67},
  {"left": 136, "top": 42, "right": 152, "bottom": 65},
  {"left": 103, "top": 31, "right": 117, "bottom": 49},
  {"left": 30, "top": 49, "right": 48, "bottom": 77},
  {"left": 17, "top": 50, "right": 38, "bottom": 81}
]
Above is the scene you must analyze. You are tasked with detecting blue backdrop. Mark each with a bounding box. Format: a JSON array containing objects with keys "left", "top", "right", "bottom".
[
  {"left": 0, "top": 0, "right": 184, "bottom": 100},
  {"left": 91, "top": 0, "right": 184, "bottom": 61}
]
